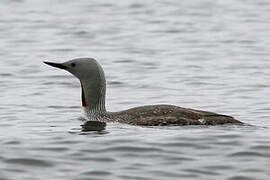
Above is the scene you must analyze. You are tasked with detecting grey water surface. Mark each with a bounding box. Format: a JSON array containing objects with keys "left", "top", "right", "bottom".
[{"left": 1, "top": 0, "right": 270, "bottom": 180}]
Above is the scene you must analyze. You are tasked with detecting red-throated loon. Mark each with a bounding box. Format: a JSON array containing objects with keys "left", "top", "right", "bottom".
[{"left": 44, "top": 58, "right": 242, "bottom": 126}]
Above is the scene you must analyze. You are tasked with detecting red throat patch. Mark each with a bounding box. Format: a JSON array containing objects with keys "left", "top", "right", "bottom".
[{"left": 80, "top": 81, "right": 87, "bottom": 107}]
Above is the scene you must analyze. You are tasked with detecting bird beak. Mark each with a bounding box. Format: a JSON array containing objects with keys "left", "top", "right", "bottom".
[{"left": 43, "top": 61, "right": 67, "bottom": 70}]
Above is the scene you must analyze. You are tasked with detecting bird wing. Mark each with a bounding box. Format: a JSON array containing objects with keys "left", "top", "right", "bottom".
[{"left": 114, "top": 104, "right": 242, "bottom": 126}]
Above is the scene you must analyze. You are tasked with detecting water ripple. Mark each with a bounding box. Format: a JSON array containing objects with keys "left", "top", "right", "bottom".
[{"left": 4, "top": 158, "right": 54, "bottom": 167}]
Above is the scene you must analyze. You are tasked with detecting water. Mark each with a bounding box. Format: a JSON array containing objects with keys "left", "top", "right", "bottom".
[{"left": 1, "top": 0, "right": 270, "bottom": 179}]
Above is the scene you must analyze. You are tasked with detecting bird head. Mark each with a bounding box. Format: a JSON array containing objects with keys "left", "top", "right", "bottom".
[{"left": 44, "top": 58, "right": 103, "bottom": 81}]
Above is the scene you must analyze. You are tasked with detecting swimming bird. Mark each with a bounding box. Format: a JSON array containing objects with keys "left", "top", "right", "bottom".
[{"left": 44, "top": 58, "right": 242, "bottom": 126}]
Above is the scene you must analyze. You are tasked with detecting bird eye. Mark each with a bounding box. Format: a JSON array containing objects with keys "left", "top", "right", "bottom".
[{"left": 71, "top": 63, "right": 76, "bottom": 67}]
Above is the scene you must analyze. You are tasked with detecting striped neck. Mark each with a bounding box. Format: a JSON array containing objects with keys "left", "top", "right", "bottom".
[{"left": 80, "top": 79, "right": 106, "bottom": 115}]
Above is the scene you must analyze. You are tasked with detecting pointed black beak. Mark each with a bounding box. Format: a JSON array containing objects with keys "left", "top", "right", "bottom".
[{"left": 43, "top": 61, "right": 67, "bottom": 70}]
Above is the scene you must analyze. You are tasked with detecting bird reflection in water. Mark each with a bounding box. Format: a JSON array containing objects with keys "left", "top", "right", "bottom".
[{"left": 80, "top": 120, "right": 106, "bottom": 132}]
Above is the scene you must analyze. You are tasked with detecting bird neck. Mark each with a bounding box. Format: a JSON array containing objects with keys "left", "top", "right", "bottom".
[{"left": 80, "top": 79, "right": 106, "bottom": 114}]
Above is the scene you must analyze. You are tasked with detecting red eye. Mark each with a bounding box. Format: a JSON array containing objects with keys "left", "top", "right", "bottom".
[{"left": 71, "top": 63, "right": 76, "bottom": 67}]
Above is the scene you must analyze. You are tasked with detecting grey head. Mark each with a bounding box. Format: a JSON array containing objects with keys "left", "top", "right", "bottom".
[
  {"left": 44, "top": 58, "right": 104, "bottom": 80},
  {"left": 44, "top": 58, "right": 107, "bottom": 113}
]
